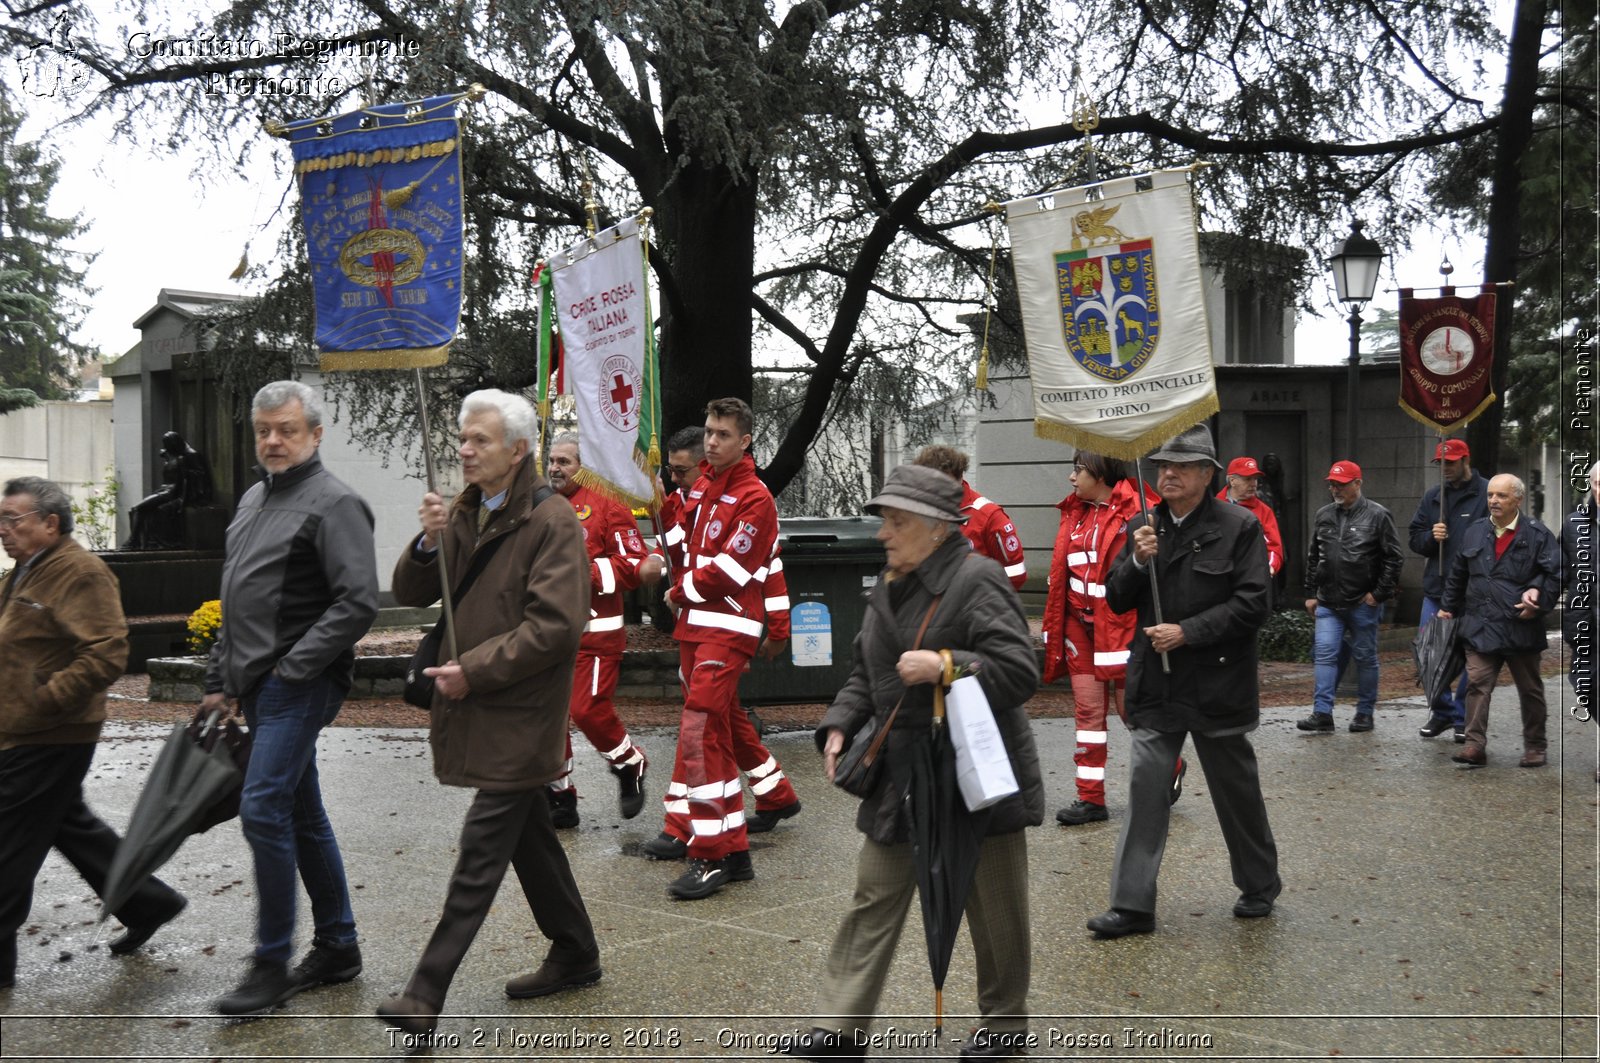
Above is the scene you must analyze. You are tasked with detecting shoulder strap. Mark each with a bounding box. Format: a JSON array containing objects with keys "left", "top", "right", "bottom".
[
  {"left": 450, "top": 484, "right": 558, "bottom": 606},
  {"left": 861, "top": 593, "right": 944, "bottom": 763}
]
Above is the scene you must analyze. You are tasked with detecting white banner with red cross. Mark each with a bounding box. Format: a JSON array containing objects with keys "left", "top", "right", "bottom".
[{"left": 548, "top": 217, "right": 658, "bottom": 508}]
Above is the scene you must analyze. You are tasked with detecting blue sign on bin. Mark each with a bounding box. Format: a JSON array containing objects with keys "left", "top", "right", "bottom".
[{"left": 790, "top": 601, "right": 833, "bottom": 667}]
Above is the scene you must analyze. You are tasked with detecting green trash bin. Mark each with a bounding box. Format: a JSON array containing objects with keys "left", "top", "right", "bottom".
[{"left": 739, "top": 516, "right": 885, "bottom": 705}]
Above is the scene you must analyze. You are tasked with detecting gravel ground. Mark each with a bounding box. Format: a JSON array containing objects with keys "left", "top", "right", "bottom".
[{"left": 106, "top": 624, "right": 1564, "bottom": 730}]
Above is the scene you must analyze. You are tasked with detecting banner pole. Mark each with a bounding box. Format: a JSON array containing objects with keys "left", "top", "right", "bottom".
[
  {"left": 1133, "top": 457, "right": 1171, "bottom": 675},
  {"left": 414, "top": 369, "right": 460, "bottom": 663}
]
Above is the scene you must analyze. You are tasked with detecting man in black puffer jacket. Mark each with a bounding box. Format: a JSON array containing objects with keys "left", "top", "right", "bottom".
[
  {"left": 1301, "top": 461, "right": 1404, "bottom": 734},
  {"left": 1439, "top": 474, "right": 1561, "bottom": 769}
]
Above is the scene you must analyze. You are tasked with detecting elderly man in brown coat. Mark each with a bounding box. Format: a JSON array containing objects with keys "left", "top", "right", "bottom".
[
  {"left": 377, "top": 390, "right": 596, "bottom": 1037},
  {"left": 1, "top": 477, "right": 186, "bottom": 991}
]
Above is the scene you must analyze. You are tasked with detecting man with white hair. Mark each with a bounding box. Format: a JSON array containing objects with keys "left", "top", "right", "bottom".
[
  {"left": 1438, "top": 473, "right": 1561, "bottom": 768},
  {"left": 380, "top": 389, "right": 598, "bottom": 1037},
  {"left": 207, "top": 380, "right": 380, "bottom": 1014}
]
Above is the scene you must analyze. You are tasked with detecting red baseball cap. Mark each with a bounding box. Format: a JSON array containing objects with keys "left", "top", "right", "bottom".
[
  {"left": 1326, "top": 461, "right": 1362, "bottom": 484},
  {"left": 1432, "top": 439, "right": 1470, "bottom": 462},
  {"left": 1227, "top": 457, "right": 1261, "bottom": 478}
]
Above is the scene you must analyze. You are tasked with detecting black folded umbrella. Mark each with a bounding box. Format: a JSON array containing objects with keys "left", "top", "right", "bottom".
[
  {"left": 904, "top": 719, "right": 991, "bottom": 1039},
  {"left": 1413, "top": 614, "right": 1466, "bottom": 712},
  {"left": 100, "top": 711, "right": 248, "bottom": 920}
]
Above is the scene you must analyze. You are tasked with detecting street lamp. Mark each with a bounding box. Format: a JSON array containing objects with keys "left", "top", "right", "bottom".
[{"left": 1327, "top": 220, "right": 1385, "bottom": 461}]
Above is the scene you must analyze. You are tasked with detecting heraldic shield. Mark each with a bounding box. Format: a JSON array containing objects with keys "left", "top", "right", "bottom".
[{"left": 1054, "top": 233, "right": 1160, "bottom": 383}]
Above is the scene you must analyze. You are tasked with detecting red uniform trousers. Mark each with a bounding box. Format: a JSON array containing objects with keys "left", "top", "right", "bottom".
[
  {"left": 1065, "top": 612, "right": 1118, "bottom": 806},
  {"left": 660, "top": 675, "right": 798, "bottom": 845},
  {"left": 664, "top": 641, "right": 748, "bottom": 861},
  {"left": 551, "top": 650, "right": 647, "bottom": 796}
]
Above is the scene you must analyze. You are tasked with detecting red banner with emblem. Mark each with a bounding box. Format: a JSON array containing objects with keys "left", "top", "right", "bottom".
[{"left": 1397, "top": 287, "right": 1497, "bottom": 434}]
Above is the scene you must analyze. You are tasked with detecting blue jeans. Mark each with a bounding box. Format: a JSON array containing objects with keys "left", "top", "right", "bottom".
[
  {"left": 240, "top": 673, "right": 356, "bottom": 964},
  {"left": 1419, "top": 596, "right": 1469, "bottom": 725},
  {"left": 1313, "top": 602, "right": 1380, "bottom": 718}
]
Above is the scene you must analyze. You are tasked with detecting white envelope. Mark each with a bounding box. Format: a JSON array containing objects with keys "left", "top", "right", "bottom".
[{"left": 945, "top": 675, "right": 1020, "bottom": 812}]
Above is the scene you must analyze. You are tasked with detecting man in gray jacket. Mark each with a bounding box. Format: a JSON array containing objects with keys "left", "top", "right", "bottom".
[{"left": 206, "top": 381, "right": 379, "bottom": 1015}]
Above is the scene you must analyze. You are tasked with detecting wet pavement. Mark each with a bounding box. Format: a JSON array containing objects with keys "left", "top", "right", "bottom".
[{"left": 2, "top": 678, "right": 1596, "bottom": 1061}]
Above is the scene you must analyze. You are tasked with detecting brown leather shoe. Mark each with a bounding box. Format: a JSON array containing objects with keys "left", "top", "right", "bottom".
[
  {"left": 1451, "top": 743, "right": 1487, "bottom": 767},
  {"left": 1518, "top": 749, "right": 1547, "bottom": 768},
  {"left": 504, "top": 957, "right": 602, "bottom": 999},
  {"left": 375, "top": 994, "right": 438, "bottom": 1037}
]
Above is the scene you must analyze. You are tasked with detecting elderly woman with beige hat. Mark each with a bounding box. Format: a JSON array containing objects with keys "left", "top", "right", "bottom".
[{"left": 779, "top": 463, "right": 1042, "bottom": 1062}]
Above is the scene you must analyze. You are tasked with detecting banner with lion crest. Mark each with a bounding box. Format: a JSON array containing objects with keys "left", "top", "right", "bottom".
[{"left": 1005, "top": 168, "right": 1218, "bottom": 458}]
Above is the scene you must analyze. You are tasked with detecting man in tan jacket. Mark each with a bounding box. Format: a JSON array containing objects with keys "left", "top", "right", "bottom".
[
  {"left": 377, "top": 390, "right": 598, "bottom": 1037},
  {"left": 0, "top": 477, "right": 186, "bottom": 990}
]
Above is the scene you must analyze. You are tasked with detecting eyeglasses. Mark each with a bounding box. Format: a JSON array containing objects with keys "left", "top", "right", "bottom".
[
  {"left": 663, "top": 464, "right": 695, "bottom": 476},
  {"left": 0, "top": 510, "right": 40, "bottom": 529}
]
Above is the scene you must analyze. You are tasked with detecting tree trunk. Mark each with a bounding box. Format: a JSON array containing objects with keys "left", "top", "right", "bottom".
[
  {"left": 1470, "top": 0, "right": 1548, "bottom": 474},
  {"left": 654, "top": 163, "right": 759, "bottom": 445}
]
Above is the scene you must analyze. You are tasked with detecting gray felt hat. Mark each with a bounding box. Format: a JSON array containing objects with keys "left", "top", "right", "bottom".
[
  {"left": 1148, "top": 424, "right": 1222, "bottom": 468},
  {"left": 865, "top": 464, "right": 967, "bottom": 524}
]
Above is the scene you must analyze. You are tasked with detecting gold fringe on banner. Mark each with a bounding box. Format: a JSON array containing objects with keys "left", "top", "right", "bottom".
[
  {"left": 293, "top": 137, "right": 458, "bottom": 175},
  {"left": 319, "top": 344, "right": 451, "bottom": 371},
  {"left": 1397, "top": 391, "right": 1497, "bottom": 436},
  {"left": 1033, "top": 393, "right": 1221, "bottom": 462},
  {"left": 571, "top": 463, "right": 655, "bottom": 512}
]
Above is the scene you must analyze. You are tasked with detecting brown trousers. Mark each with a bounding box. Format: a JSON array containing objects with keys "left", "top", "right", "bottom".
[{"left": 1463, "top": 650, "right": 1547, "bottom": 753}]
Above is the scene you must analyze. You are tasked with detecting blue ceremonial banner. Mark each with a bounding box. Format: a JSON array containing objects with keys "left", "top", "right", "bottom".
[{"left": 283, "top": 95, "right": 465, "bottom": 370}]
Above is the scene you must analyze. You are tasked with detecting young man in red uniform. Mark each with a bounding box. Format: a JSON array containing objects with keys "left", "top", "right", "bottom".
[
  {"left": 1218, "top": 457, "right": 1284, "bottom": 577},
  {"left": 544, "top": 434, "right": 653, "bottom": 828},
  {"left": 914, "top": 445, "right": 1027, "bottom": 590},
  {"left": 642, "top": 429, "right": 801, "bottom": 864},
  {"left": 1044, "top": 453, "right": 1184, "bottom": 825},
  {"left": 656, "top": 399, "right": 785, "bottom": 899}
]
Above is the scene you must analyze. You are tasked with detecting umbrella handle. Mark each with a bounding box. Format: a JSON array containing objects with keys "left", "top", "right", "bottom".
[{"left": 199, "top": 709, "right": 222, "bottom": 740}]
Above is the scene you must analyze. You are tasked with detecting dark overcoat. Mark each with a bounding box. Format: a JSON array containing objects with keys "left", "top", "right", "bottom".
[
  {"left": 1105, "top": 492, "right": 1271, "bottom": 733},
  {"left": 1442, "top": 515, "right": 1561, "bottom": 655},
  {"left": 817, "top": 536, "right": 1043, "bottom": 845}
]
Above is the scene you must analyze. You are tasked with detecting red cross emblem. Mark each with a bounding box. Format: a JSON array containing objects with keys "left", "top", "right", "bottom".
[{"left": 609, "top": 373, "right": 635, "bottom": 414}]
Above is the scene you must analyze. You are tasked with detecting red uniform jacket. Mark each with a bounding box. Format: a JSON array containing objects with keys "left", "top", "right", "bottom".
[
  {"left": 568, "top": 483, "right": 648, "bottom": 655},
  {"left": 960, "top": 482, "right": 1027, "bottom": 590},
  {"left": 1043, "top": 477, "right": 1154, "bottom": 683},
  {"left": 1216, "top": 490, "right": 1284, "bottom": 575},
  {"left": 666, "top": 453, "right": 780, "bottom": 655}
]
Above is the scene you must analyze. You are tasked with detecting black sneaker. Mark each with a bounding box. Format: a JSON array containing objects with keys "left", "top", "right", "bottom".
[
  {"left": 1418, "top": 715, "right": 1454, "bottom": 738},
  {"left": 216, "top": 958, "right": 299, "bottom": 1015},
  {"left": 642, "top": 832, "right": 687, "bottom": 860},
  {"left": 747, "top": 800, "right": 801, "bottom": 834},
  {"left": 612, "top": 761, "right": 646, "bottom": 820},
  {"left": 1296, "top": 713, "right": 1335, "bottom": 732},
  {"left": 292, "top": 938, "right": 362, "bottom": 990},
  {"left": 1055, "top": 800, "right": 1108, "bottom": 826},
  {"left": 721, "top": 850, "right": 755, "bottom": 882},
  {"left": 668, "top": 858, "right": 728, "bottom": 900},
  {"left": 1349, "top": 715, "right": 1375, "bottom": 733},
  {"left": 547, "top": 788, "right": 579, "bottom": 829}
]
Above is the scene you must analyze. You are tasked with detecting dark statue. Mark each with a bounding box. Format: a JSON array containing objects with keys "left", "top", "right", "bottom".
[{"left": 122, "top": 431, "right": 215, "bottom": 550}]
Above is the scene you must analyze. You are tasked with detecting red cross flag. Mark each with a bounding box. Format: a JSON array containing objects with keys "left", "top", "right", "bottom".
[{"left": 548, "top": 217, "right": 661, "bottom": 508}]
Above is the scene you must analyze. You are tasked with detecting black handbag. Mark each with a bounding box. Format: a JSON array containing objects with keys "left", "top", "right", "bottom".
[
  {"left": 404, "top": 487, "right": 553, "bottom": 708},
  {"left": 833, "top": 593, "right": 943, "bottom": 797}
]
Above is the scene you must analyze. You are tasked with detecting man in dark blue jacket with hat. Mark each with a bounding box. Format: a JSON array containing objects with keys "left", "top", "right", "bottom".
[
  {"left": 1408, "top": 438, "right": 1488, "bottom": 741},
  {"left": 1438, "top": 474, "right": 1561, "bottom": 769}
]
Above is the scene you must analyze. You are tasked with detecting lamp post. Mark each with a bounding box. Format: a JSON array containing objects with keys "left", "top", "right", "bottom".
[{"left": 1327, "top": 221, "right": 1385, "bottom": 460}]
